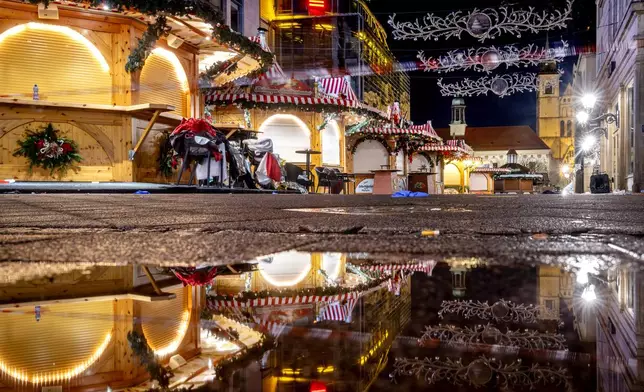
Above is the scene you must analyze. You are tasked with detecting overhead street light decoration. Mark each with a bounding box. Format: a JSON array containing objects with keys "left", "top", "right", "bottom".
[
  {"left": 388, "top": 0, "right": 574, "bottom": 42},
  {"left": 417, "top": 42, "right": 568, "bottom": 73}
]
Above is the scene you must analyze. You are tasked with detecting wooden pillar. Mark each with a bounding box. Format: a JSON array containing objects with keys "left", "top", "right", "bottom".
[
  {"left": 111, "top": 25, "right": 135, "bottom": 106},
  {"left": 113, "top": 116, "right": 135, "bottom": 181},
  {"left": 310, "top": 113, "right": 322, "bottom": 168},
  {"left": 113, "top": 299, "right": 137, "bottom": 382},
  {"left": 339, "top": 120, "right": 347, "bottom": 172},
  {"left": 459, "top": 163, "right": 465, "bottom": 193},
  {"left": 387, "top": 136, "right": 397, "bottom": 169}
]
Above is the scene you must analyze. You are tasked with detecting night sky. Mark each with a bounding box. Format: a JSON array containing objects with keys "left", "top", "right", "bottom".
[{"left": 366, "top": 0, "right": 596, "bottom": 130}]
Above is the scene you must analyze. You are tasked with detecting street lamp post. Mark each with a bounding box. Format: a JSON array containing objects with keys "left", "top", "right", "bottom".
[{"left": 574, "top": 94, "right": 617, "bottom": 193}]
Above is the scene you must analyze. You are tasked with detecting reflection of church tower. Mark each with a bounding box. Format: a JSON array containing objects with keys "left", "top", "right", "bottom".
[
  {"left": 449, "top": 98, "right": 467, "bottom": 138},
  {"left": 537, "top": 266, "right": 574, "bottom": 320},
  {"left": 451, "top": 266, "right": 467, "bottom": 298}
]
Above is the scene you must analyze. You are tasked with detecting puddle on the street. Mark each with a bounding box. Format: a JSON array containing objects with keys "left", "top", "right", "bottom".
[{"left": 0, "top": 251, "right": 638, "bottom": 391}]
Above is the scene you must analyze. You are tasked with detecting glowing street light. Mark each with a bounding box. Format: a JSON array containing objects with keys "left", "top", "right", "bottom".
[
  {"left": 581, "top": 135, "right": 597, "bottom": 152},
  {"left": 576, "top": 110, "right": 590, "bottom": 124},
  {"left": 580, "top": 93, "right": 597, "bottom": 110},
  {"left": 581, "top": 285, "right": 596, "bottom": 302},
  {"left": 576, "top": 271, "right": 589, "bottom": 285},
  {"left": 561, "top": 165, "right": 570, "bottom": 174}
]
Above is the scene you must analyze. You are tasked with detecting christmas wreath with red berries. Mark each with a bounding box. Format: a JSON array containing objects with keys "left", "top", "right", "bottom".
[{"left": 13, "top": 123, "right": 82, "bottom": 177}]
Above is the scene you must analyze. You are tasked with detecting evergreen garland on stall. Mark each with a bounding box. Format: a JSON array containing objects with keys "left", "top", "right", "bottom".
[
  {"left": 29, "top": 0, "right": 274, "bottom": 81},
  {"left": 13, "top": 123, "right": 82, "bottom": 177},
  {"left": 128, "top": 330, "right": 274, "bottom": 391}
]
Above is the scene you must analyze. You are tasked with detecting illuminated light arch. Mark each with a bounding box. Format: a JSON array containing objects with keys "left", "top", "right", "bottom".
[
  {"left": 0, "top": 333, "right": 112, "bottom": 384},
  {"left": 151, "top": 47, "right": 190, "bottom": 93},
  {"left": 322, "top": 252, "right": 343, "bottom": 281},
  {"left": 148, "top": 310, "right": 191, "bottom": 357},
  {"left": 322, "top": 120, "right": 341, "bottom": 166},
  {"left": 260, "top": 251, "right": 312, "bottom": 287},
  {"left": 444, "top": 162, "right": 462, "bottom": 187},
  {"left": 0, "top": 23, "right": 109, "bottom": 72},
  {"left": 258, "top": 114, "right": 311, "bottom": 163}
]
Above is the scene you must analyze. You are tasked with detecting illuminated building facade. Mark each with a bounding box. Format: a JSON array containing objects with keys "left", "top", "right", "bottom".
[{"left": 260, "top": 0, "right": 411, "bottom": 120}]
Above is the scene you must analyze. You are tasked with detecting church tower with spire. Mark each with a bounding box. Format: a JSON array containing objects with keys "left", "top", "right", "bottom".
[
  {"left": 449, "top": 97, "right": 467, "bottom": 138},
  {"left": 536, "top": 38, "right": 575, "bottom": 176}
]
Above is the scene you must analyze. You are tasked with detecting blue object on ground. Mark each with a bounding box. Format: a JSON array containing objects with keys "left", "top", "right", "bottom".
[
  {"left": 392, "top": 190, "right": 429, "bottom": 198},
  {"left": 134, "top": 190, "right": 150, "bottom": 194}
]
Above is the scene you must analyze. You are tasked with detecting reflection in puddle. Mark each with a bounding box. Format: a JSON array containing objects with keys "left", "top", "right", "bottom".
[{"left": 0, "top": 251, "right": 637, "bottom": 391}]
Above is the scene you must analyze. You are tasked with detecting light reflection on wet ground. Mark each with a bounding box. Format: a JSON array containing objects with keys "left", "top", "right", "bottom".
[
  {"left": 0, "top": 250, "right": 639, "bottom": 392},
  {"left": 287, "top": 206, "right": 474, "bottom": 215}
]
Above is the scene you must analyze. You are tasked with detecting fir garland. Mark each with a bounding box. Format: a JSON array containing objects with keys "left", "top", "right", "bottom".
[
  {"left": 128, "top": 330, "right": 274, "bottom": 391},
  {"left": 208, "top": 275, "right": 389, "bottom": 303},
  {"left": 125, "top": 16, "right": 171, "bottom": 73},
  {"left": 28, "top": 0, "right": 274, "bottom": 80},
  {"left": 13, "top": 123, "right": 82, "bottom": 177}
]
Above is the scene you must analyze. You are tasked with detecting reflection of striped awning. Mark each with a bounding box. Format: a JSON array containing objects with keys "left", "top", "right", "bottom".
[
  {"left": 318, "top": 77, "right": 358, "bottom": 100},
  {"left": 208, "top": 293, "right": 361, "bottom": 309},
  {"left": 358, "top": 122, "right": 441, "bottom": 141},
  {"left": 359, "top": 261, "right": 436, "bottom": 275},
  {"left": 318, "top": 299, "right": 358, "bottom": 323}
]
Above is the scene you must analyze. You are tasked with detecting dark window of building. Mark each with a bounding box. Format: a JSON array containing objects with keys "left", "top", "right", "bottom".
[
  {"left": 545, "top": 85, "right": 553, "bottom": 95},
  {"left": 627, "top": 271, "right": 636, "bottom": 310},
  {"left": 211, "top": 0, "right": 222, "bottom": 11},
  {"left": 560, "top": 120, "right": 565, "bottom": 137},
  {"left": 567, "top": 120, "right": 572, "bottom": 137},
  {"left": 492, "top": 162, "right": 498, "bottom": 168},
  {"left": 608, "top": 317, "right": 616, "bottom": 335},
  {"left": 230, "top": 0, "right": 243, "bottom": 33},
  {"left": 545, "top": 299, "right": 554, "bottom": 311}
]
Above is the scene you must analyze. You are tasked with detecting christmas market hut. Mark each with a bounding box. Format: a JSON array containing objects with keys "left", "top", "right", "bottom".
[
  {"left": 346, "top": 120, "right": 442, "bottom": 194},
  {"left": 468, "top": 166, "right": 512, "bottom": 194},
  {"left": 419, "top": 139, "right": 477, "bottom": 194},
  {"left": 0, "top": 0, "right": 272, "bottom": 183},
  {"left": 493, "top": 149, "right": 544, "bottom": 193},
  {"left": 202, "top": 31, "right": 388, "bottom": 190}
]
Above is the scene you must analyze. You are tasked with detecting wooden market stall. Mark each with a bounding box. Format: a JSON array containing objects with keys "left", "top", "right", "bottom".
[
  {"left": 419, "top": 139, "right": 475, "bottom": 194},
  {"left": 346, "top": 122, "right": 442, "bottom": 194},
  {"left": 469, "top": 167, "right": 512, "bottom": 194},
  {"left": 0, "top": 0, "right": 270, "bottom": 183}
]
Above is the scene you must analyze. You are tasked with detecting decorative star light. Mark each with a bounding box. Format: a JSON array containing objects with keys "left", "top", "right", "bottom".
[
  {"left": 419, "top": 324, "right": 567, "bottom": 351},
  {"left": 390, "top": 356, "right": 571, "bottom": 389},
  {"left": 437, "top": 73, "right": 539, "bottom": 98},
  {"left": 438, "top": 299, "right": 558, "bottom": 324},
  {"left": 418, "top": 42, "right": 568, "bottom": 73},
  {"left": 388, "top": 0, "right": 574, "bottom": 42}
]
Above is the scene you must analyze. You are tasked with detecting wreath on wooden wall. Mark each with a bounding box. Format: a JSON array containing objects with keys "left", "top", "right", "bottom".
[
  {"left": 13, "top": 123, "right": 82, "bottom": 177},
  {"left": 157, "top": 131, "right": 179, "bottom": 178}
]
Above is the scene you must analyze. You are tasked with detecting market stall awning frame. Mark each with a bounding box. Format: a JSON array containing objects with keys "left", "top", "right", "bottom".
[{"left": 358, "top": 121, "right": 442, "bottom": 142}]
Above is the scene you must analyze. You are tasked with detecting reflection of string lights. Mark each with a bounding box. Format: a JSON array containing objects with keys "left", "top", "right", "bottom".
[
  {"left": 0, "top": 332, "right": 112, "bottom": 384},
  {"left": 359, "top": 331, "right": 389, "bottom": 365},
  {"left": 150, "top": 311, "right": 191, "bottom": 357}
]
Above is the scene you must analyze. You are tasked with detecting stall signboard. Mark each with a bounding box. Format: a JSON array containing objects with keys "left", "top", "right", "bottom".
[{"left": 356, "top": 179, "right": 374, "bottom": 194}]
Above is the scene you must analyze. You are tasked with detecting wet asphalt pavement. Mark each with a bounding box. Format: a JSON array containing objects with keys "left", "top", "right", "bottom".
[{"left": 0, "top": 193, "right": 643, "bottom": 266}]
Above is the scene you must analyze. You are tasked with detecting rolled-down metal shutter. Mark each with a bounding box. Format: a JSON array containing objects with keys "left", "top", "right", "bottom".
[
  {"left": 140, "top": 286, "right": 192, "bottom": 357},
  {"left": 139, "top": 50, "right": 189, "bottom": 117},
  {"left": 0, "top": 24, "right": 112, "bottom": 104}
]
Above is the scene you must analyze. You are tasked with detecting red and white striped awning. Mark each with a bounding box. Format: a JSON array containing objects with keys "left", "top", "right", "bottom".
[
  {"left": 317, "top": 299, "right": 358, "bottom": 323},
  {"left": 318, "top": 77, "right": 358, "bottom": 101},
  {"left": 204, "top": 92, "right": 387, "bottom": 118},
  {"left": 359, "top": 261, "right": 436, "bottom": 275},
  {"left": 421, "top": 139, "right": 473, "bottom": 155},
  {"left": 358, "top": 121, "right": 441, "bottom": 141}
]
